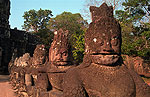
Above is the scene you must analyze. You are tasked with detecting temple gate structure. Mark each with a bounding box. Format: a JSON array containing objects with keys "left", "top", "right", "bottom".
[{"left": 0, "top": 0, "right": 40, "bottom": 73}]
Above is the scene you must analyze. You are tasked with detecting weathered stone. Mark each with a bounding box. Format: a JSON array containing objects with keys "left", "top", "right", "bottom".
[
  {"left": 49, "top": 89, "right": 63, "bottom": 97},
  {"left": 25, "top": 74, "right": 32, "bottom": 86},
  {"left": 14, "top": 53, "right": 31, "bottom": 67},
  {"left": 63, "top": 3, "right": 150, "bottom": 97},
  {"left": 34, "top": 73, "right": 49, "bottom": 91},
  {"left": 31, "top": 44, "right": 46, "bottom": 66},
  {"left": 47, "top": 29, "right": 75, "bottom": 92},
  {"left": 123, "top": 55, "right": 150, "bottom": 77},
  {"left": 9, "top": 44, "right": 48, "bottom": 97},
  {"left": 39, "top": 91, "right": 50, "bottom": 97},
  {"left": 0, "top": 0, "right": 41, "bottom": 74},
  {"left": 49, "top": 29, "right": 69, "bottom": 65}
]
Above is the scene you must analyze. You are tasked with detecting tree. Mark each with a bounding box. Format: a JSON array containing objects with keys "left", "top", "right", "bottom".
[
  {"left": 22, "top": 9, "right": 54, "bottom": 50},
  {"left": 48, "top": 12, "right": 88, "bottom": 36},
  {"left": 72, "top": 30, "right": 85, "bottom": 64},
  {"left": 22, "top": 8, "right": 53, "bottom": 33},
  {"left": 35, "top": 29, "right": 54, "bottom": 50},
  {"left": 115, "top": 0, "right": 150, "bottom": 60},
  {"left": 121, "top": 0, "right": 150, "bottom": 24},
  {"left": 48, "top": 12, "right": 88, "bottom": 64}
]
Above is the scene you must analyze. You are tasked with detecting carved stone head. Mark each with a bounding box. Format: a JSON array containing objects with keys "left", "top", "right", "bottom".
[
  {"left": 49, "top": 29, "right": 69, "bottom": 66},
  {"left": 32, "top": 44, "right": 46, "bottom": 65},
  {"left": 85, "top": 3, "right": 121, "bottom": 65}
]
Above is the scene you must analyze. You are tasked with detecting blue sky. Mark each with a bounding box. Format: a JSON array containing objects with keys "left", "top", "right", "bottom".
[{"left": 9, "top": 0, "right": 85, "bottom": 30}]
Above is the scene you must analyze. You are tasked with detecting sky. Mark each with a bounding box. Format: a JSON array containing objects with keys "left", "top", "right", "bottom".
[{"left": 9, "top": 0, "right": 85, "bottom": 30}]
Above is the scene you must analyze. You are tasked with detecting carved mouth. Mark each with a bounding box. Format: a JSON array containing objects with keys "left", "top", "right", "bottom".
[
  {"left": 56, "top": 61, "right": 68, "bottom": 64},
  {"left": 90, "top": 53, "right": 120, "bottom": 65},
  {"left": 55, "top": 61, "right": 68, "bottom": 66},
  {"left": 92, "top": 53, "right": 119, "bottom": 55},
  {"left": 56, "top": 61, "right": 68, "bottom": 62},
  {"left": 91, "top": 54, "right": 119, "bottom": 59}
]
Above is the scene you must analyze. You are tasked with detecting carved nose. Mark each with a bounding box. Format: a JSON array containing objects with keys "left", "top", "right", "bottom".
[
  {"left": 103, "top": 42, "right": 114, "bottom": 52},
  {"left": 58, "top": 54, "right": 63, "bottom": 61}
]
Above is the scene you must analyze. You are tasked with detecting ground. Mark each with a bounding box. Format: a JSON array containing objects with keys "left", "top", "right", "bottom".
[
  {"left": 0, "top": 75, "right": 16, "bottom": 97},
  {"left": 0, "top": 75, "right": 149, "bottom": 97}
]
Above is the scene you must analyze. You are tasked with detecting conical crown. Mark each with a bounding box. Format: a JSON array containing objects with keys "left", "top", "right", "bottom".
[
  {"left": 90, "top": 3, "right": 113, "bottom": 22},
  {"left": 52, "top": 29, "right": 69, "bottom": 50}
]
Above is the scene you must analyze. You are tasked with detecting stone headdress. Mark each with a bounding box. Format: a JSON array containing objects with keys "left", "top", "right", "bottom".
[{"left": 49, "top": 29, "right": 69, "bottom": 61}]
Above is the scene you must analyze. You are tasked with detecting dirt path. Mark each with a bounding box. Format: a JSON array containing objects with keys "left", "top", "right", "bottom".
[{"left": 0, "top": 75, "right": 16, "bottom": 97}]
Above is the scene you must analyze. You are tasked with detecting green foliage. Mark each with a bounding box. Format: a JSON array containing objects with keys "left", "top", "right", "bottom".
[
  {"left": 22, "top": 8, "right": 54, "bottom": 49},
  {"left": 72, "top": 31, "right": 85, "bottom": 64},
  {"left": 35, "top": 29, "right": 54, "bottom": 50},
  {"left": 22, "top": 8, "right": 53, "bottom": 32},
  {"left": 48, "top": 12, "right": 88, "bottom": 64},
  {"left": 48, "top": 12, "right": 88, "bottom": 37},
  {"left": 116, "top": 0, "right": 150, "bottom": 60}
]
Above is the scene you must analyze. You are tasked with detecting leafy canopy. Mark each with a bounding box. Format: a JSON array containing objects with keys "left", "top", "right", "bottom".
[
  {"left": 115, "top": 0, "right": 150, "bottom": 60},
  {"left": 22, "top": 8, "right": 53, "bottom": 33}
]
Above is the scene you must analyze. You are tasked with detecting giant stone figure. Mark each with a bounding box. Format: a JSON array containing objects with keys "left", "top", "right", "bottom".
[
  {"left": 63, "top": 3, "right": 150, "bottom": 97},
  {"left": 47, "top": 29, "right": 75, "bottom": 96}
]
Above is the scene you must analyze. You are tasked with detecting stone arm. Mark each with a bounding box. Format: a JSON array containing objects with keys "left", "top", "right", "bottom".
[
  {"left": 129, "top": 69, "right": 150, "bottom": 97},
  {"left": 25, "top": 66, "right": 47, "bottom": 74},
  {"left": 63, "top": 69, "right": 87, "bottom": 97}
]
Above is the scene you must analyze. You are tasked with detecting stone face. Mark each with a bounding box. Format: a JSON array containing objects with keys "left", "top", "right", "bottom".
[
  {"left": 123, "top": 55, "right": 150, "bottom": 77},
  {"left": 49, "top": 29, "right": 69, "bottom": 66},
  {"left": 63, "top": 3, "right": 150, "bottom": 97},
  {"left": 14, "top": 53, "right": 31, "bottom": 67},
  {"left": 32, "top": 44, "right": 46, "bottom": 66}
]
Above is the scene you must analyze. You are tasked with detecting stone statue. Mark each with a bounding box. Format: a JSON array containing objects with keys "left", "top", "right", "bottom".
[
  {"left": 47, "top": 29, "right": 75, "bottom": 96},
  {"left": 63, "top": 3, "right": 150, "bottom": 97},
  {"left": 24, "top": 29, "right": 75, "bottom": 97},
  {"left": 25, "top": 44, "right": 49, "bottom": 96},
  {"left": 9, "top": 44, "right": 48, "bottom": 97},
  {"left": 31, "top": 44, "right": 47, "bottom": 66}
]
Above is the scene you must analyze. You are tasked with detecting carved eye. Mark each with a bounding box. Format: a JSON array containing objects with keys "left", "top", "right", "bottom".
[
  {"left": 93, "top": 38, "right": 104, "bottom": 46},
  {"left": 111, "top": 36, "right": 119, "bottom": 40},
  {"left": 98, "top": 40, "right": 104, "bottom": 46},
  {"left": 62, "top": 52, "right": 67, "bottom": 56},
  {"left": 111, "top": 36, "right": 119, "bottom": 46}
]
